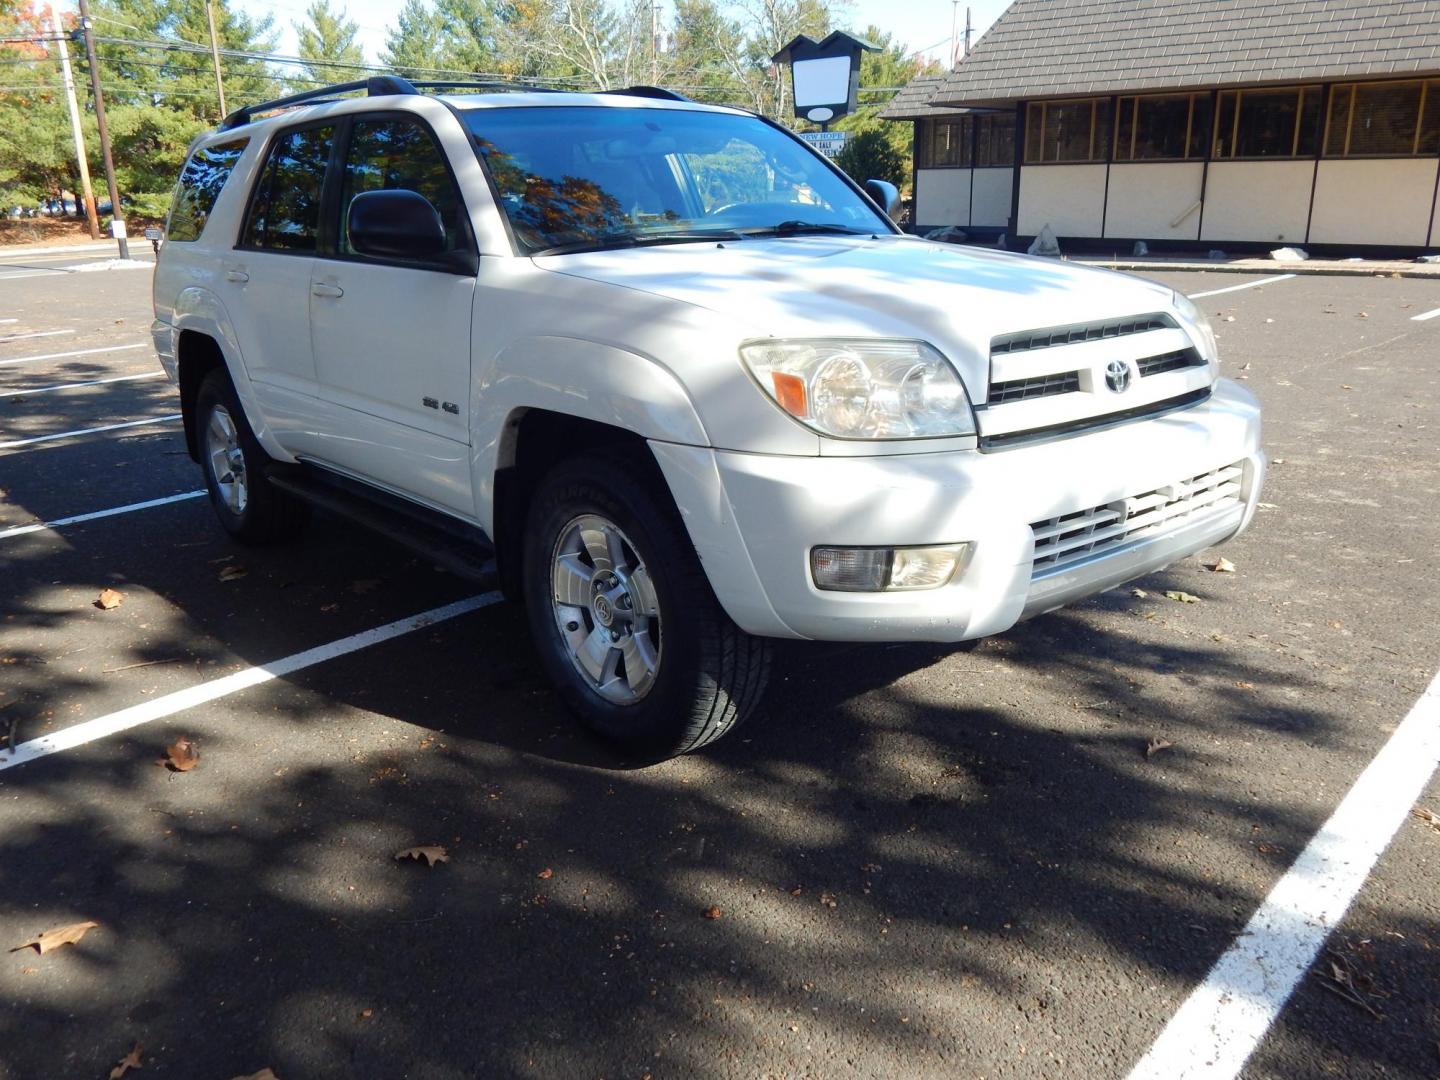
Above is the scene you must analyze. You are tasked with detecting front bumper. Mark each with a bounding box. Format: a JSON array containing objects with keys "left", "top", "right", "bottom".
[{"left": 652, "top": 379, "right": 1263, "bottom": 642}]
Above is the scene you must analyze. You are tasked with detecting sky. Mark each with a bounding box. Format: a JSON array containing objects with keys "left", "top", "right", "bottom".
[{"left": 229, "top": 0, "right": 1008, "bottom": 76}]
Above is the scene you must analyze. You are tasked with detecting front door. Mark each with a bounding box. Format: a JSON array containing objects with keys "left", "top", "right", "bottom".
[{"left": 307, "top": 113, "right": 478, "bottom": 517}]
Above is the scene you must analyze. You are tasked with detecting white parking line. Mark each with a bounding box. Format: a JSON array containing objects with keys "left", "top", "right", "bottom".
[
  {"left": 0, "top": 318, "right": 16, "bottom": 324},
  {"left": 0, "top": 329, "right": 74, "bottom": 344},
  {"left": 1411, "top": 307, "right": 1440, "bottom": 322},
  {"left": 0, "top": 413, "right": 181, "bottom": 451},
  {"left": 0, "top": 490, "right": 205, "bottom": 541},
  {"left": 0, "top": 594, "right": 501, "bottom": 772},
  {"left": 1187, "top": 274, "right": 1297, "bottom": 299},
  {"left": 1128, "top": 665, "right": 1440, "bottom": 1080},
  {"left": 0, "top": 371, "right": 163, "bottom": 398},
  {"left": 0, "top": 343, "right": 147, "bottom": 367},
  {"left": 0, "top": 270, "right": 66, "bottom": 281}
]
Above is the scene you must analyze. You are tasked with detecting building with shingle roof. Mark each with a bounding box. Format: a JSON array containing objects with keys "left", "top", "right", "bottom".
[{"left": 889, "top": 0, "right": 1440, "bottom": 251}]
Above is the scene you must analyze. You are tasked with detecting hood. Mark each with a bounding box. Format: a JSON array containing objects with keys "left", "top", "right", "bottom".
[{"left": 536, "top": 235, "right": 1177, "bottom": 394}]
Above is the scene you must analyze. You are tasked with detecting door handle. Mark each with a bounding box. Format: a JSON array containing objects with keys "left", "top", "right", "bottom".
[
  {"left": 224, "top": 269, "right": 249, "bottom": 283},
  {"left": 311, "top": 283, "right": 344, "bottom": 298}
]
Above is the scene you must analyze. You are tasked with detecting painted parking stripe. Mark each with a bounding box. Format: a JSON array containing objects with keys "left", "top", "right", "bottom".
[
  {"left": 0, "top": 490, "right": 205, "bottom": 541},
  {"left": 1411, "top": 307, "right": 1440, "bottom": 322},
  {"left": 0, "top": 329, "right": 74, "bottom": 344},
  {"left": 1127, "top": 664, "right": 1440, "bottom": 1080},
  {"left": 0, "top": 318, "right": 15, "bottom": 324},
  {"left": 0, "top": 594, "right": 501, "bottom": 772},
  {"left": 0, "top": 270, "right": 66, "bottom": 281},
  {"left": 0, "top": 343, "right": 147, "bottom": 368},
  {"left": 1187, "top": 274, "right": 1297, "bottom": 299},
  {"left": 0, "top": 413, "right": 181, "bottom": 451},
  {"left": 0, "top": 371, "right": 163, "bottom": 398}
]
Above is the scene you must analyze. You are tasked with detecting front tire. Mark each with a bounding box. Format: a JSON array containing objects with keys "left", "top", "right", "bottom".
[
  {"left": 195, "top": 370, "right": 308, "bottom": 545},
  {"left": 522, "top": 450, "right": 771, "bottom": 758}
]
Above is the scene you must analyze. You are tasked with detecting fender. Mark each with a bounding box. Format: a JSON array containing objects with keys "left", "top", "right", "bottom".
[
  {"left": 469, "top": 334, "right": 709, "bottom": 537},
  {"left": 168, "top": 285, "right": 295, "bottom": 463}
]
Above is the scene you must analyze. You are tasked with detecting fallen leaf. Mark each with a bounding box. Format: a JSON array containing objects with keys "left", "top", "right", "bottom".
[
  {"left": 1411, "top": 807, "right": 1440, "bottom": 833},
  {"left": 218, "top": 565, "right": 247, "bottom": 582},
  {"left": 702, "top": 905, "right": 722, "bottom": 920},
  {"left": 1165, "top": 590, "right": 1200, "bottom": 604},
  {"left": 1328, "top": 620, "right": 1344, "bottom": 630},
  {"left": 1145, "top": 737, "right": 1174, "bottom": 759},
  {"left": 109, "top": 1042, "right": 144, "bottom": 1078},
  {"left": 360, "top": 1008, "right": 373, "bottom": 1019},
  {"left": 819, "top": 893, "right": 838, "bottom": 909},
  {"left": 10, "top": 920, "right": 99, "bottom": 954},
  {"left": 1205, "top": 557, "right": 1236, "bottom": 573},
  {"left": 536, "top": 867, "right": 553, "bottom": 880},
  {"left": 394, "top": 845, "right": 449, "bottom": 866},
  {"left": 96, "top": 588, "right": 124, "bottom": 610},
  {"left": 1341, "top": 384, "right": 1354, "bottom": 390},
  {"left": 1235, "top": 680, "right": 1256, "bottom": 690},
  {"left": 1130, "top": 587, "right": 1148, "bottom": 598},
  {"left": 19, "top": 965, "right": 37, "bottom": 975},
  {"left": 161, "top": 737, "right": 199, "bottom": 772},
  {"left": 230, "top": 1071, "right": 279, "bottom": 1080},
  {"left": 319, "top": 602, "right": 340, "bottom": 614}
]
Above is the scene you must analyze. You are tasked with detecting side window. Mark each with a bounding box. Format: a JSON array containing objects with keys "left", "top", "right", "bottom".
[
  {"left": 167, "top": 138, "right": 248, "bottom": 242},
  {"left": 242, "top": 125, "right": 335, "bottom": 252},
  {"left": 338, "top": 117, "right": 465, "bottom": 259}
]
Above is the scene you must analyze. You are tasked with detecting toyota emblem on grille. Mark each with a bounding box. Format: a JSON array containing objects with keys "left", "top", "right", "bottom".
[{"left": 1105, "top": 359, "right": 1133, "bottom": 393}]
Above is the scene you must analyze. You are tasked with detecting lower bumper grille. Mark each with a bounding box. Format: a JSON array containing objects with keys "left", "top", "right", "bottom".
[{"left": 1031, "top": 461, "right": 1245, "bottom": 575}]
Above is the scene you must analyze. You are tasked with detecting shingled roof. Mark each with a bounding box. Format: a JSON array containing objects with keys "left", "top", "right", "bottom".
[
  {"left": 931, "top": 0, "right": 1440, "bottom": 107},
  {"left": 877, "top": 75, "right": 969, "bottom": 120}
]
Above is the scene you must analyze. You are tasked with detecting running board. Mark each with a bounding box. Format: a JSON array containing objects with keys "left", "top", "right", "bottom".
[{"left": 266, "top": 466, "right": 497, "bottom": 585}]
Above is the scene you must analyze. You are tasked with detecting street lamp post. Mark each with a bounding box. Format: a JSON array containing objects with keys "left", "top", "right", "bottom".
[{"left": 771, "top": 30, "right": 878, "bottom": 132}]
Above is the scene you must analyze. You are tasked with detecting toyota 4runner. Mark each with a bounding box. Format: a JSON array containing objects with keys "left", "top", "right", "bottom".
[{"left": 151, "top": 76, "right": 1264, "bottom": 758}]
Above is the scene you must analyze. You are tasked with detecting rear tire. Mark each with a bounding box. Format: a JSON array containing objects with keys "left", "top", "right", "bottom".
[
  {"left": 195, "top": 370, "right": 309, "bottom": 545},
  {"left": 522, "top": 450, "right": 771, "bottom": 758}
]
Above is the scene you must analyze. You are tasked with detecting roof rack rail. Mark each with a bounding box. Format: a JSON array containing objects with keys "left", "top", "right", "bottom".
[
  {"left": 406, "top": 79, "right": 565, "bottom": 95},
  {"left": 602, "top": 85, "right": 692, "bottom": 102},
  {"left": 219, "top": 75, "right": 418, "bottom": 130}
]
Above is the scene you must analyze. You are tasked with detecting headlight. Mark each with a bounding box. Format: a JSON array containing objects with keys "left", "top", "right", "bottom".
[
  {"left": 739, "top": 339, "right": 976, "bottom": 440},
  {"left": 1173, "top": 291, "right": 1219, "bottom": 367}
]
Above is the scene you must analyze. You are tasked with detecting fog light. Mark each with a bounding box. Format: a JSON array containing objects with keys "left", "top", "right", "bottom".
[{"left": 811, "top": 544, "right": 970, "bottom": 592}]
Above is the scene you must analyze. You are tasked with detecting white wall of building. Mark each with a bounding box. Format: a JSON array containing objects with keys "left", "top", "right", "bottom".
[
  {"left": 1199, "top": 161, "right": 1314, "bottom": 245},
  {"left": 1310, "top": 159, "right": 1440, "bottom": 247},
  {"left": 1103, "top": 162, "right": 1204, "bottom": 240},
  {"left": 971, "top": 168, "right": 1014, "bottom": 227},
  {"left": 1018, "top": 164, "right": 1107, "bottom": 236},
  {"left": 915, "top": 169, "right": 972, "bottom": 226}
]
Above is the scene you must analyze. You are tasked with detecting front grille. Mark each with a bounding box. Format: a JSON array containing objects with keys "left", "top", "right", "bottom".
[
  {"left": 991, "top": 313, "right": 1176, "bottom": 355},
  {"left": 1030, "top": 461, "right": 1245, "bottom": 574},
  {"left": 988, "top": 370, "right": 1081, "bottom": 404},
  {"left": 1137, "top": 348, "right": 1204, "bottom": 377}
]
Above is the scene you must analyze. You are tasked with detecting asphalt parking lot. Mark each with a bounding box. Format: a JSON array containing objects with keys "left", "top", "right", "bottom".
[{"left": 1, "top": 252, "right": 1437, "bottom": 1080}]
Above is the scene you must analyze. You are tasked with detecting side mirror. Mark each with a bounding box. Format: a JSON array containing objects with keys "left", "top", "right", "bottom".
[
  {"left": 347, "top": 189, "right": 446, "bottom": 259},
  {"left": 864, "top": 179, "right": 901, "bottom": 221}
]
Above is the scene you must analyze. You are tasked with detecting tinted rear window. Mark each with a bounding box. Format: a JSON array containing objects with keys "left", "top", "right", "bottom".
[{"left": 167, "top": 139, "right": 248, "bottom": 242}]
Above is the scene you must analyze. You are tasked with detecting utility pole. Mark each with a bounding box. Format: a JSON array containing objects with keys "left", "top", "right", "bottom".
[
  {"left": 206, "top": 0, "right": 226, "bottom": 119},
  {"left": 950, "top": 0, "right": 958, "bottom": 68},
  {"left": 964, "top": 6, "right": 973, "bottom": 58},
  {"left": 649, "top": 0, "right": 658, "bottom": 85},
  {"left": 75, "top": 0, "right": 128, "bottom": 258},
  {"left": 49, "top": 2, "right": 99, "bottom": 239}
]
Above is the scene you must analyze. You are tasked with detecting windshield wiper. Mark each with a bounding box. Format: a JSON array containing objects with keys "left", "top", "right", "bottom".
[
  {"left": 530, "top": 229, "right": 743, "bottom": 257},
  {"left": 740, "top": 220, "right": 873, "bottom": 238}
]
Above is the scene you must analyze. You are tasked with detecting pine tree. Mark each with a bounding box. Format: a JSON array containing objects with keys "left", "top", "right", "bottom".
[
  {"left": 381, "top": 0, "right": 446, "bottom": 78},
  {"left": 295, "top": 0, "right": 365, "bottom": 84}
]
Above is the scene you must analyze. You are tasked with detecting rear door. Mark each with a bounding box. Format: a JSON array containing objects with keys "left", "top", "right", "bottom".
[{"left": 306, "top": 112, "right": 478, "bottom": 517}]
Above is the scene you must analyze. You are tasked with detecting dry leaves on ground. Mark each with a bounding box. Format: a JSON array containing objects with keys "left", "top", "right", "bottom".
[
  {"left": 1145, "top": 737, "right": 1174, "bottom": 759},
  {"left": 108, "top": 1042, "right": 144, "bottom": 1078},
  {"left": 1412, "top": 807, "right": 1440, "bottom": 833},
  {"left": 1165, "top": 590, "right": 1200, "bottom": 604},
  {"left": 160, "top": 737, "right": 199, "bottom": 772},
  {"left": 218, "top": 565, "right": 248, "bottom": 582},
  {"left": 702, "top": 906, "right": 722, "bottom": 920},
  {"left": 1205, "top": 557, "right": 1237, "bottom": 573},
  {"left": 394, "top": 845, "right": 449, "bottom": 866},
  {"left": 536, "top": 867, "right": 553, "bottom": 880},
  {"left": 95, "top": 588, "right": 124, "bottom": 610},
  {"left": 10, "top": 920, "right": 99, "bottom": 955}
]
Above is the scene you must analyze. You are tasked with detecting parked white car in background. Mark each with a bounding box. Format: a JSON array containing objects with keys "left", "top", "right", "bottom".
[{"left": 151, "top": 76, "right": 1264, "bottom": 758}]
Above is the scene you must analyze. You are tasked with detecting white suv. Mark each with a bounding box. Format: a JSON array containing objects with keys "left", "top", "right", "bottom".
[{"left": 151, "top": 76, "right": 1264, "bottom": 757}]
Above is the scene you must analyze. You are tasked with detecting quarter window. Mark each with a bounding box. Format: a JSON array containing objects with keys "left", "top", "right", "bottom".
[
  {"left": 1213, "top": 87, "right": 1322, "bottom": 159},
  {"left": 1024, "top": 99, "right": 1112, "bottom": 163},
  {"left": 1325, "top": 80, "right": 1440, "bottom": 157},
  {"left": 167, "top": 139, "right": 247, "bottom": 242},
  {"left": 1114, "top": 93, "right": 1212, "bottom": 161},
  {"left": 242, "top": 125, "right": 335, "bottom": 252},
  {"left": 337, "top": 116, "right": 467, "bottom": 258}
]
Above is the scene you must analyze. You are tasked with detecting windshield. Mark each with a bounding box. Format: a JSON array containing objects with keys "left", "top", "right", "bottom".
[{"left": 461, "top": 105, "right": 892, "bottom": 254}]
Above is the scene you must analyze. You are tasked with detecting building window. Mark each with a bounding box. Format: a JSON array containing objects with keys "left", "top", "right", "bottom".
[
  {"left": 975, "top": 113, "right": 1015, "bottom": 167},
  {"left": 1213, "top": 86, "right": 1323, "bottom": 159},
  {"left": 1325, "top": 80, "right": 1440, "bottom": 157},
  {"left": 1024, "top": 99, "right": 1112, "bottom": 163},
  {"left": 1114, "top": 93, "right": 1212, "bottom": 160},
  {"left": 919, "top": 118, "right": 971, "bottom": 168}
]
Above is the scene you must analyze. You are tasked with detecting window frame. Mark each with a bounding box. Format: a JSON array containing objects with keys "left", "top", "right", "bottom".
[
  {"left": 1323, "top": 78, "right": 1439, "bottom": 158},
  {"left": 1113, "top": 92, "right": 1210, "bottom": 162},
  {"left": 1023, "top": 97, "right": 1112, "bottom": 165},
  {"left": 918, "top": 117, "right": 971, "bottom": 169},
  {"left": 235, "top": 118, "right": 342, "bottom": 257},
  {"left": 1211, "top": 85, "right": 1324, "bottom": 160},
  {"left": 321, "top": 110, "right": 479, "bottom": 276},
  {"left": 974, "top": 112, "right": 1016, "bottom": 168}
]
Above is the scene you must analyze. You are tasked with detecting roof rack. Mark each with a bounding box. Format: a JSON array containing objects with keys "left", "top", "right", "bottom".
[
  {"left": 406, "top": 79, "right": 564, "bottom": 95},
  {"left": 602, "top": 85, "right": 692, "bottom": 102}
]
